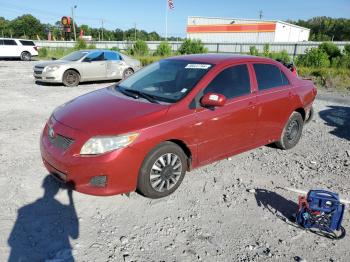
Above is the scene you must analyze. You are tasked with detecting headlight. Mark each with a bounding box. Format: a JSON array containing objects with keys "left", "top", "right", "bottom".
[
  {"left": 80, "top": 133, "right": 139, "bottom": 155},
  {"left": 45, "top": 65, "right": 60, "bottom": 72}
]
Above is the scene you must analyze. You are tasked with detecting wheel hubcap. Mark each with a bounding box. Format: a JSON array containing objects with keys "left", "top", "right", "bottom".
[
  {"left": 125, "top": 70, "right": 133, "bottom": 78},
  {"left": 67, "top": 73, "right": 77, "bottom": 85},
  {"left": 150, "top": 153, "right": 182, "bottom": 192},
  {"left": 286, "top": 120, "right": 299, "bottom": 141}
]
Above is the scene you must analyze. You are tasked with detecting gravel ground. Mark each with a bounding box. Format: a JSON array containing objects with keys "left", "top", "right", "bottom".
[{"left": 0, "top": 61, "right": 349, "bottom": 262}]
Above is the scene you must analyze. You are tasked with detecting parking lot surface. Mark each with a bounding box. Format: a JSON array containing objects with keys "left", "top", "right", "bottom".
[{"left": 0, "top": 61, "right": 349, "bottom": 261}]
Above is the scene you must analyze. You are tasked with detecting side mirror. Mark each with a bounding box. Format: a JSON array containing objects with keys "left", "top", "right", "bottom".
[{"left": 200, "top": 92, "right": 227, "bottom": 108}]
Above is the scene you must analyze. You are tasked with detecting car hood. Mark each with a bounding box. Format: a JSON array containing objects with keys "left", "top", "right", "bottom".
[
  {"left": 35, "top": 60, "right": 74, "bottom": 67},
  {"left": 53, "top": 87, "right": 170, "bottom": 136}
]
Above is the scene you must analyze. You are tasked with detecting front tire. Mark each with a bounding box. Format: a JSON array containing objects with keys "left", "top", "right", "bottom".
[
  {"left": 21, "top": 51, "right": 31, "bottom": 61},
  {"left": 62, "top": 70, "right": 80, "bottom": 87},
  {"left": 137, "top": 142, "right": 187, "bottom": 199},
  {"left": 275, "top": 112, "right": 304, "bottom": 150},
  {"left": 122, "top": 68, "right": 134, "bottom": 79}
]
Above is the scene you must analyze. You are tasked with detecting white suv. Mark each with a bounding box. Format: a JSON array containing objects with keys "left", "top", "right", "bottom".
[{"left": 0, "top": 38, "right": 39, "bottom": 61}]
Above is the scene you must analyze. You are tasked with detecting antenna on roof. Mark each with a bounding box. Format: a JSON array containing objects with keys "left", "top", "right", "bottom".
[{"left": 259, "top": 10, "right": 263, "bottom": 20}]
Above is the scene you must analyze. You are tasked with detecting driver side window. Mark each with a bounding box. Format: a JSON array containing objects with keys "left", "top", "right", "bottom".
[
  {"left": 204, "top": 64, "right": 251, "bottom": 99},
  {"left": 84, "top": 51, "right": 104, "bottom": 62}
]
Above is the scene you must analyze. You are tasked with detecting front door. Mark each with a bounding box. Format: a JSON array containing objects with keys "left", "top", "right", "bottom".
[
  {"left": 80, "top": 51, "right": 107, "bottom": 80},
  {"left": 195, "top": 64, "right": 258, "bottom": 165}
]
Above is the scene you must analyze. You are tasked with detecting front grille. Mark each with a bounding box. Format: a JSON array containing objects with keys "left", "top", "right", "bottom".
[
  {"left": 49, "top": 133, "right": 74, "bottom": 150},
  {"left": 34, "top": 70, "right": 43, "bottom": 75}
]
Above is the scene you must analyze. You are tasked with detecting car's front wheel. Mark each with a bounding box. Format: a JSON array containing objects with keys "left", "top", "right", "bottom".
[
  {"left": 21, "top": 51, "right": 31, "bottom": 61},
  {"left": 63, "top": 70, "right": 80, "bottom": 87},
  {"left": 275, "top": 111, "right": 304, "bottom": 150},
  {"left": 137, "top": 142, "right": 187, "bottom": 198},
  {"left": 122, "top": 68, "right": 134, "bottom": 79}
]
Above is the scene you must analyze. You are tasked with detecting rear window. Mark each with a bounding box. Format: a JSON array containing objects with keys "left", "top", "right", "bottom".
[
  {"left": 254, "top": 64, "right": 289, "bottom": 90},
  {"left": 19, "top": 40, "right": 35, "bottom": 46},
  {"left": 3, "top": 40, "right": 17, "bottom": 46},
  {"left": 104, "top": 51, "right": 121, "bottom": 61}
]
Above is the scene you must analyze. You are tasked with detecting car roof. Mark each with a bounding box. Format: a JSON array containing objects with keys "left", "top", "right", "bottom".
[{"left": 167, "top": 53, "right": 275, "bottom": 65}]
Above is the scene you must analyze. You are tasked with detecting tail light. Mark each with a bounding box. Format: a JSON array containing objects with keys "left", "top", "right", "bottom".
[{"left": 34, "top": 46, "right": 38, "bottom": 51}]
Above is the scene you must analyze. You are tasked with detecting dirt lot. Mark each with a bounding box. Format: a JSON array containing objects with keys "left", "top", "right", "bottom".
[{"left": 0, "top": 61, "right": 349, "bottom": 262}]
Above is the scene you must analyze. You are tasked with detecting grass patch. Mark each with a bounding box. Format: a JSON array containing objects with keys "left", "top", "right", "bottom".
[{"left": 298, "top": 67, "right": 350, "bottom": 91}]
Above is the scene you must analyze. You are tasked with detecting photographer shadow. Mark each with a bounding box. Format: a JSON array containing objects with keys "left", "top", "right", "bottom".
[
  {"left": 7, "top": 175, "right": 79, "bottom": 262},
  {"left": 254, "top": 188, "right": 298, "bottom": 222}
]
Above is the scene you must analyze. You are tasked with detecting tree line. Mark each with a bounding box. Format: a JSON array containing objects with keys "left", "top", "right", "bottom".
[
  {"left": 289, "top": 16, "right": 350, "bottom": 41},
  {"left": 1, "top": 14, "right": 350, "bottom": 42},
  {"left": 0, "top": 14, "right": 181, "bottom": 41}
]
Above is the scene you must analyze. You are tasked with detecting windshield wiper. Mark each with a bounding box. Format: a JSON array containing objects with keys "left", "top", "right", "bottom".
[
  {"left": 117, "top": 86, "right": 139, "bottom": 99},
  {"left": 122, "top": 88, "right": 159, "bottom": 104}
]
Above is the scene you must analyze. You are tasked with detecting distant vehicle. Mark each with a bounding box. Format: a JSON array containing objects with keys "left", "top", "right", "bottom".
[
  {"left": 0, "top": 38, "right": 38, "bottom": 61},
  {"left": 40, "top": 54, "right": 317, "bottom": 198},
  {"left": 33, "top": 50, "right": 141, "bottom": 87}
]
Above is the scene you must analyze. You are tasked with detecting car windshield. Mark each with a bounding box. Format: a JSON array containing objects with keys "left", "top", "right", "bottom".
[
  {"left": 61, "top": 51, "right": 89, "bottom": 61},
  {"left": 117, "top": 59, "right": 213, "bottom": 103}
]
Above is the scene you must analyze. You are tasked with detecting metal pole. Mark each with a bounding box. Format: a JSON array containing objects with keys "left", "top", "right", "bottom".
[
  {"left": 101, "top": 19, "right": 104, "bottom": 41},
  {"left": 71, "top": 6, "right": 77, "bottom": 41},
  {"left": 165, "top": 0, "right": 168, "bottom": 40}
]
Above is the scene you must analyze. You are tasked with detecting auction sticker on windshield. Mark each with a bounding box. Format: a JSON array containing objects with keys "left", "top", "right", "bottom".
[{"left": 185, "top": 64, "right": 211, "bottom": 69}]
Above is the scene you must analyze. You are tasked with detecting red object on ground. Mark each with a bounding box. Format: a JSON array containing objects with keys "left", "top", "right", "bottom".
[{"left": 40, "top": 54, "right": 317, "bottom": 196}]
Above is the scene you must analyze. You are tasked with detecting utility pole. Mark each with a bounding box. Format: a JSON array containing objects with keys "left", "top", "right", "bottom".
[
  {"left": 101, "top": 19, "right": 104, "bottom": 41},
  {"left": 134, "top": 23, "right": 137, "bottom": 41},
  {"left": 259, "top": 10, "right": 263, "bottom": 20},
  {"left": 71, "top": 5, "right": 77, "bottom": 41}
]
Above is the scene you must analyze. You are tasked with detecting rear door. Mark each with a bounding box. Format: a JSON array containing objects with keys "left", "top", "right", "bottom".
[
  {"left": 195, "top": 63, "right": 258, "bottom": 164},
  {"left": 79, "top": 51, "right": 107, "bottom": 80},
  {"left": 3, "top": 39, "right": 19, "bottom": 57},
  {"left": 104, "top": 51, "right": 124, "bottom": 79},
  {"left": 252, "top": 63, "right": 292, "bottom": 144}
]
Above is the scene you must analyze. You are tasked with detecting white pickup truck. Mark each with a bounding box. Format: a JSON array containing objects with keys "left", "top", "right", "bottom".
[{"left": 0, "top": 38, "right": 38, "bottom": 61}]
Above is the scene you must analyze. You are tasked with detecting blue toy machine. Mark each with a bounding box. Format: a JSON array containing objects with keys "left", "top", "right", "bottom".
[{"left": 296, "top": 190, "right": 345, "bottom": 239}]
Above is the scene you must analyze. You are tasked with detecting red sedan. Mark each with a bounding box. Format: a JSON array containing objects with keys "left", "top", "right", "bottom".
[{"left": 40, "top": 54, "right": 317, "bottom": 198}]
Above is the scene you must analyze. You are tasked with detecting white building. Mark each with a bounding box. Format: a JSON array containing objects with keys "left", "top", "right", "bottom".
[{"left": 187, "top": 16, "right": 310, "bottom": 43}]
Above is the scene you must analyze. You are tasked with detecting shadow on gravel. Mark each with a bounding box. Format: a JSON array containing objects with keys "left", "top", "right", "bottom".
[
  {"left": 7, "top": 175, "right": 79, "bottom": 262},
  {"left": 319, "top": 105, "right": 350, "bottom": 141},
  {"left": 254, "top": 189, "right": 298, "bottom": 221}
]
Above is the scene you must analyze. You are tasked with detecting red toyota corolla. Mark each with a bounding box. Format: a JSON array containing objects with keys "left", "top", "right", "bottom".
[{"left": 40, "top": 54, "right": 317, "bottom": 198}]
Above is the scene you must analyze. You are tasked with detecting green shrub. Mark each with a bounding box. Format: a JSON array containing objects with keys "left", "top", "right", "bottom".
[
  {"left": 331, "top": 55, "right": 350, "bottom": 69},
  {"left": 110, "top": 47, "right": 120, "bottom": 52},
  {"left": 38, "top": 47, "right": 48, "bottom": 58},
  {"left": 154, "top": 41, "right": 172, "bottom": 56},
  {"left": 178, "top": 39, "right": 208, "bottom": 54},
  {"left": 296, "top": 48, "right": 330, "bottom": 68},
  {"left": 263, "top": 44, "right": 270, "bottom": 57},
  {"left": 318, "top": 42, "right": 342, "bottom": 60},
  {"left": 87, "top": 43, "right": 96, "bottom": 49},
  {"left": 74, "top": 39, "right": 87, "bottom": 50},
  {"left": 249, "top": 46, "right": 259, "bottom": 56},
  {"left": 344, "top": 44, "right": 350, "bottom": 56},
  {"left": 131, "top": 40, "right": 149, "bottom": 56},
  {"left": 270, "top": 50, "right": 291, "bottom": 63},
  {"left": 135, "top": 56, "right": 163, "bottom": 66}
]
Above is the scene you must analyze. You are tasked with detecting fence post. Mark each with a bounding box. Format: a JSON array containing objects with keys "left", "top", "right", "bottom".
[{"left": 293, "top": 43, "right": 298, "bottom": 60}]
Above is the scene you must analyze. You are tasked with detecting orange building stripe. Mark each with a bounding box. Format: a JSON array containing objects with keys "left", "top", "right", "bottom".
[{"left": 187, "top": 23, "right": 276, "bottom": 33}]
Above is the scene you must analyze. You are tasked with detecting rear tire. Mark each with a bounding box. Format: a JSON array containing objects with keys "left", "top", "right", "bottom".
[
  {"left": 62, "top": 70, "right": 80, "bottom": 87},
  {"left": 275, "top": 112, "right": 304, "bottom": 150},
  {"left": 122, "top": 68, "right": 134, "bottom": 79},
  {"left": 137, "top": 142, "right": 187, "bottom": 199},
  {"left": 21, "top": 51, "right": 31, "bottom": 61}
]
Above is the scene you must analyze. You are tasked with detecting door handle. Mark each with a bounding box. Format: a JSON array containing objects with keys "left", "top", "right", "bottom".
[{"left": 248, "top": 101, "right": 256, "bottom": 109}]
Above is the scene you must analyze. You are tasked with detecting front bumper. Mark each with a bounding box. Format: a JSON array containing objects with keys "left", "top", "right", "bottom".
[
  {"left": 34, "top": 68, "right": 63, "bottom": 83},
  {"left": 40, "top": 118, "right": 144, "bottom": 196}
]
